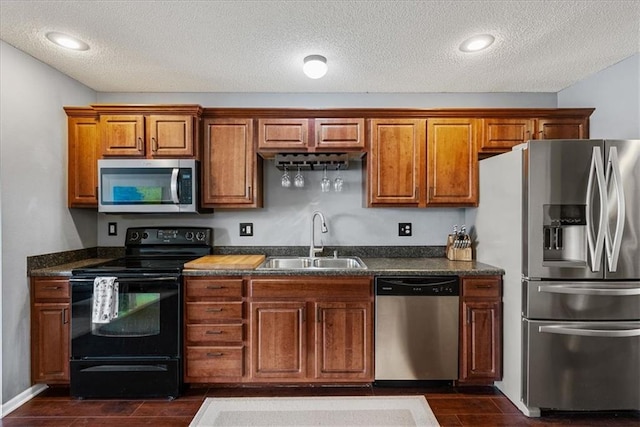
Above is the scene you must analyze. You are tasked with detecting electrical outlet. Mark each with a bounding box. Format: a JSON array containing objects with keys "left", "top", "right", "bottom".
[
  {"left": 398, "top": 223, "right": 412, "bottom": 236},
  {"left": 240, "top": 223, "right": 253, "bottom": 237},
  {"left": 108, "top": 222, "right": 118, "bottom": 236}
]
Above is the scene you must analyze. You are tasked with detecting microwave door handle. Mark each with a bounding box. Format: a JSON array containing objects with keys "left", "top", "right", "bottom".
[
  {"left": 585, "top": 146, "right": 606, "bottom": 272},
  {"left": 604, "top": 146, "right": 626, "bottom": 272},
  {"left": 170, "top": 168, "right": 180, "bottom": 204},
  {"left": 539, "top": 325, "right": 640, "bottom": 338}
]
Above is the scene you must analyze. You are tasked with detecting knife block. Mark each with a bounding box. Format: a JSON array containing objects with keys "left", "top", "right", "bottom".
[{"left": 446, "top": 234, "right": 472, "bottom": 261}]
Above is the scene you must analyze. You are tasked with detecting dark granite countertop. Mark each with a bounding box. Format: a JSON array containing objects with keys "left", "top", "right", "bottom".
[
  {"left": 183, "top": 257, "right": 503, "bottom": 277},
  {"left": 29, "top": 258, "right": 114, "bottom": 277},
  {"left": 30, "top": 256, "right": 503, "bottom": 277}
]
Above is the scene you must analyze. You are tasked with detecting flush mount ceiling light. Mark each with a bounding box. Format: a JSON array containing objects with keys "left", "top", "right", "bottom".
[
  {"left": 46, "top": 32, "right": 89, "bottom": 51},
  {"left": 459, "top": 34, "right": 495, "bottom": 53},
  {"left": 303, "top": 55, "right": 328, "bottom": 79}
]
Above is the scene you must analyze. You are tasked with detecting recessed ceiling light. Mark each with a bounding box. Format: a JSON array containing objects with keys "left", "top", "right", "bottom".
[
  {"left": 303, "top": 55, "right": 328, "bottom": 79},
  {"left": 459, "top": 34, "right": 495, "bottom": 53},
  {"left": 46, "top": 32, "right": 89, "bottom": 51}
]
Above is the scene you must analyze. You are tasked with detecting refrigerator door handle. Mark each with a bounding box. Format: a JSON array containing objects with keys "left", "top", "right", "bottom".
[
  {"left": 539, "top": 325, "right": 640, "bottom": 338},
  {"left": 604, "top": 146, "right": 626, "bottom": 273},
  {"left": 537, "top": 284, "right": 640, "bottom": 296},
  {"left": 585, "top": 146, "right": 607, "bottom": 272}
]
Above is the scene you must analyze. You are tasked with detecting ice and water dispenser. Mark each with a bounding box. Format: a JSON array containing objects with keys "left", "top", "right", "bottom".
[{"left": 542, "top": 204, "right": 587, "bottom": 264}]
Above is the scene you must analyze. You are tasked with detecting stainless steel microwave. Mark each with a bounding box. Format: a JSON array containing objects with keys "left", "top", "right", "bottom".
[{"left": 98, "top": 159, "right": 203, "bottom": 213}]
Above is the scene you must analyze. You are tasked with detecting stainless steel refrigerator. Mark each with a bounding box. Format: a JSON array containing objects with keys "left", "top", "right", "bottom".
[{"left": 470, "top": 139, "right": 640, "bottom": 417}]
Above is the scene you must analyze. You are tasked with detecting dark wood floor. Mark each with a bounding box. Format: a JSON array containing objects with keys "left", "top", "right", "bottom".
[{"left": 2, "top": 384, "right": 639, "bottom": 426}]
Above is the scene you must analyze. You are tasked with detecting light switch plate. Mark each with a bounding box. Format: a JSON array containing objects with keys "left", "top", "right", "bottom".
[
  {"left": 240, "top": 223, "right": 253, "bottom": 237},
  {"left": 108, "top": 222, "right": 117, "bottom": 236}
]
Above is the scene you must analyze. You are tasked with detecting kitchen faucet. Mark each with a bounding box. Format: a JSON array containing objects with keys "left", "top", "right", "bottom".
[{"left": 309, "top": 211, "right": 328, "bottom": 258}]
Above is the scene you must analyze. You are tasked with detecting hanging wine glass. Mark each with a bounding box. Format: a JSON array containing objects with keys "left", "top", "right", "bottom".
[
  {"left": 281, "top": 165, "right": 291, "bottom": 188},
  {"left": 334, "top": 164, "right": 344, "bottom": 192},
  {"left": 294, "top": 166, "right": 305, "bottom": 188},
  {"left": 321, "top": 165, "right": 331, "bottom": 192}
]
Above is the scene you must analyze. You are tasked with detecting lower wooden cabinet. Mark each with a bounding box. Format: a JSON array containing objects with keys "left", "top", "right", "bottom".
[
  {"left": 459, "top": 276, "right": 502, "bottom": 384},
  {"left": 248, "top": 276, "right": 373, "bottom": 383},
  {"left": 30, "top": 277, "right": 70, "bottom": 384},
  {"left": 183, "top": 277, "right": 246, "bottom": 383}
]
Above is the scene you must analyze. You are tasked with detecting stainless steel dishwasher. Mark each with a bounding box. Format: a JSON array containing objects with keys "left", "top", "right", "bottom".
[{"left": 374, "top": 276, "right": 459, "bottom": 383}]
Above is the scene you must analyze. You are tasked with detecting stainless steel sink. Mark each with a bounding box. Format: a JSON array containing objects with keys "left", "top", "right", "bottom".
[{"left": 257, "top": 256, "right": 367, "bottom": 270}]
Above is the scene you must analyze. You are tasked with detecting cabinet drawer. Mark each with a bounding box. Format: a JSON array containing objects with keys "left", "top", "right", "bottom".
[
  {"left": 186, "top": 324, "right": 243, "bottom": 344},
  {"left": 249, "top": 278, "right": 372, "bottom": 299},
  {"left": 186, "top": 346, "right": 244, "bottom": 378},
  {"left": 186, "top": 302, "right": 243, "bottom": 322},
  {"left": 462, "top": 278, "right": 501, "bottom": 298},
  {"left": 32, "top": 279, "right": 70, "bottom": 301},
  {"left": 185, "top": 279, "right": 243, "bottom": 299}
]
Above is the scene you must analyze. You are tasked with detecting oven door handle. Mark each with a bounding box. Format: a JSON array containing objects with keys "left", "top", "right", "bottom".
[
  {"left": 70, "top": 276, "right": 179, "bottom": 284},
  {"left": 537, "top": 284, "right": 640, "bottom": 296},
  {"left": 539, "top": 325, "right": 640, "bottom": 338}
]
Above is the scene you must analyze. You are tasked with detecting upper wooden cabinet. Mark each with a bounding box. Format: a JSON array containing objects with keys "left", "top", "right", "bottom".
[
  {"left": 65, "top": 107, "right": 99, "bottom": 208},
  {"left": 426, "top": 118, "right": 479, "bottom": 206},
  {"left": 92, "top": 105, "right": 202, "bottom": 158},
  {"left": 202, "top": 118, "right": 262, "bottom": 208},
  {"left": 368, "top": 117, "right": 479, "bottom": 207},
  {"left": 368, "top": 119, "right": 424, "bottom": 206},
  {"left": 481, "top": 114, "right": 590, "bottom": 155},
  {"left": 257, "top": 118, "right": 365, "bottom": 154}
]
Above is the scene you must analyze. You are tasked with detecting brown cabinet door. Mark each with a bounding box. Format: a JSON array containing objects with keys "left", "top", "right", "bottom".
[
  {"left": 315, "top": 118, "right": 365, "bottom": 150},
  {"left": 250, "top": 302, "right": 307, "bottom": 380},
  {"left": 314, "top": 302, "right": 372, "bottom": 381},
  {"left": 100, "top": 114, "right": 145, "bottom": 156},
  {"left": 368, "top": 119, "right": 425, "bottom": 206},
  {"left": 459, "top": 276, "right": 502, "bottom": 384},
  {"left": 460, "top": 300, "right": 501, "bottom": 381},
  {"left": 536, "top": 118, "right": 588, "bottom": 140},
  {"left": 481, "top": 118, "right": 535, "bottom": 152},
  {"left": 257, "top": 118, "right": 308, "bottom": 150},
  {"left": 32, "top": 303, "right": 69, "bottom": 383},
  {"left": 67, "top": 114, "right": 99, "bottom": 207},
  {"left": 146, "top": 115, "right": 195, "bottom": 157},
  {"left": 426, "top": 118, "right": 478, "bottom": 206},
  {"left": 202, "top": 118, "right": 260, "bottom": 207}
]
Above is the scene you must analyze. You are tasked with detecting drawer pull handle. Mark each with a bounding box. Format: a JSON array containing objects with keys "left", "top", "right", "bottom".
[
  {"left": 206, "top": 352, "right": 224, "bottom": 357},
  {"left": 206, "top": 308, "right": 223, "bottom": 312},
  {"left": 43, "top": 286, "right": 61, "bottom": 290},
  {"left": 206, "top": 330, "right": 223, "bottom": 335},
  {"left": 206, "top": 286, "right": 224, "bottom": 289},
  {"left": 475, "top": 285, "right": 493, "bottom": 289}
]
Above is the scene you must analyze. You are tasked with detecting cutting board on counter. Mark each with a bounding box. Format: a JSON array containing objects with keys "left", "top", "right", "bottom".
[{"left": 183, "top": 254, "right": 266, "bottom": 270}]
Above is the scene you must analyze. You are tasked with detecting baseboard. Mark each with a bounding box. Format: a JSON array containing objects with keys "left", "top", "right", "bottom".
[{"left": 1, "top": 384, "right": 48, "bottom": 418}]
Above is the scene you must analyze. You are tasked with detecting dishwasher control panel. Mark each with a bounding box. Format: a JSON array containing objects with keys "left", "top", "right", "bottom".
[{"left": 375, "top": 276, "right": 459, "bottom": 296}]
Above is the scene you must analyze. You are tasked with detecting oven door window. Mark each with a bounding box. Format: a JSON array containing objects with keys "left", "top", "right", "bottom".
[
  {"left": 71, "top": 278, "right": 180, "bottom": 359},
  {"left": 92, "top": 290, "right": 161, "bottom": 337}
]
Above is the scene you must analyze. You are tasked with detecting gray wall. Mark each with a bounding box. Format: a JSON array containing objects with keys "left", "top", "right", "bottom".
[
  {"left": 558, "top": 53, "right": 640, "bottom": 138},
  {"left": 96, "top": 92, "right": 557, "bottom": 248},
  {"left": 0, "top": 40, "right": 97, "bottom": 406}
]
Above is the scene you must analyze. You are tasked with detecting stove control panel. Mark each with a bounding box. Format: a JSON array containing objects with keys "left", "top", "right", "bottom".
[{"left": 125, "top": 227, "right": 213, "bottom": 246}]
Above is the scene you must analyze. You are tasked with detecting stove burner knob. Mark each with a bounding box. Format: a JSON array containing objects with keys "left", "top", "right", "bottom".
[
  {"left": 185, "top": 231, "right": 194, "bottom": 241},
  {"left": 142, "top": 232, "right": 149, "bottom": 240},
  {"left": 130, "top": 231, "right": 140, "bottom": 241},
  {"left": 196, "top": 231, "right": 206, "bottom": 241}
]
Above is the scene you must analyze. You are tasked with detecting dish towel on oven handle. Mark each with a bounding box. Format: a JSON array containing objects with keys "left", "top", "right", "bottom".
[{"left": 92, "top": 277, "right": 119, "bottom": 323}]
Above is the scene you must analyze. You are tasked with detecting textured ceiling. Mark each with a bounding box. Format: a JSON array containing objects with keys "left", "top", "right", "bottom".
[{"left": 1, "top": 0, "right": 639, "bottom": 93}]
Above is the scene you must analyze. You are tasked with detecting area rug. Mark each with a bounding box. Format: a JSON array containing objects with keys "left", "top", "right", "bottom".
[{"left": 189, "top": 396, "right": 440, "bottom": 426}]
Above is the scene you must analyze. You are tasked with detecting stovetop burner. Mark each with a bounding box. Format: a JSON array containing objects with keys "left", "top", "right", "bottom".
[{"left": 72, "top": 227, "right": 213, "bottom": 276}]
